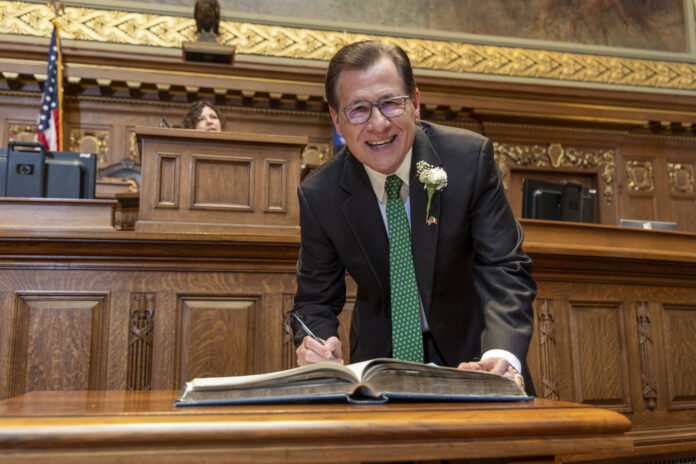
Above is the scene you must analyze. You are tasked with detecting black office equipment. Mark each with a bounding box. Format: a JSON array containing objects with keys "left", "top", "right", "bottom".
[
  {"left": 522, "top": 178, "right": 596, "bottom": 223},
  {"left": 0, "top": 141, "right": 96, "bottom": 199}
]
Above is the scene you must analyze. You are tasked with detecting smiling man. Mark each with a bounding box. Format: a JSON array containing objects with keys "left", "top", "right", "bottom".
[{"left": 291, "top": 40, "right": 536, "bottom": 393}]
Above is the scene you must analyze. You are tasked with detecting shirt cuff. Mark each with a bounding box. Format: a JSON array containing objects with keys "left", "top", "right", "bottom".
[{"left": 481, "top": 349, "right": 522, "bottom": 374}]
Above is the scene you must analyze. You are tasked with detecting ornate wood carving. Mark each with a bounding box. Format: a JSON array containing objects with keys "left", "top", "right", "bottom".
[
  {"left": 127, "top": 293, "right": 154, "bottom": 391},
  {"left": 3, "top": 1, "right": 695, "bottom": 92},
  {"left": 636, "top": 302, "right": 657, "bottom": 410},
  {"left": 493, "top": 142, "right": 616, "bottom": 204},
  {"left": 538, "top": 299, "right": 559, "bottom": 400},
  {"left": 6, "top": 123, "right": 35, "bottom": 144},
  {"left": 127, "top": 127, "right": 139, "bottom": 162},
  {"left": 282, "top": 294, "right": 295, "bottom": 371},
  {"left": 68, "top": 127, "right": 110, "bottom": 166},
  {"left": 301, "top": 143, "right": 332, "bottom": 169},
  {"left": 625, "top": 160, "right": 655, "bottom": 192},
  {"left": 667, "top": 162, "right": 695, "bottom": 194}
]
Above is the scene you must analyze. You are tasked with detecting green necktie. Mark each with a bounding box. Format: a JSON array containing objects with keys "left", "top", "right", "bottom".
[{"left": 385, "top": 175, "right": 424, "bottom": 363}]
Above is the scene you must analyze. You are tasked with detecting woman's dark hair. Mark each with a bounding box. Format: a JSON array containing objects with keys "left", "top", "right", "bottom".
[
  {"left": 182, "top": 100, "right": 225, "bottom": 129},
  {"left": 325, "top": 40, "right": 417, "bottom": 110}
]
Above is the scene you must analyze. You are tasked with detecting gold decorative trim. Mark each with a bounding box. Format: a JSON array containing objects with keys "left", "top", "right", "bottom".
[
  {"left": 7, "top": 122, "right": 36, "bottom": 143},
  {"left": 667, "top": 162, "right": 695, "bottom": 193},
  {"left": 1, "top": 1, "right": 695, "bottom": 91},
  {"left": 69, "top": 127, "right": 110, "bottom": 165},
  {"left": 493, "top": 142, "right": 616, "bottom": 204},
  {"left": 625, "top": 160, "right": 655, "bottom": 192}
]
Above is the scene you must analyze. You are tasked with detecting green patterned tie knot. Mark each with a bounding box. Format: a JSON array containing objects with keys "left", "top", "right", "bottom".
[
  {"left": 385, "top": 174, "right": 402, "bottom": 200},
  {"left": 385, "top": 175, "right": 424, "bottom": 363}
]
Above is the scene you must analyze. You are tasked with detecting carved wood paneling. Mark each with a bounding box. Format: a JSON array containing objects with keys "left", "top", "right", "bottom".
[
  {"left": 68, "top": 127, "right": 110, "bottom": 167},
  {"left": 127, "top": 293, "right": 154, "bottom": 391},
  {"left": 636, "top": 301, "right": 657, "bottom": 410},
  {"left": 538, "top": 299, "right": 560, "bottom": 401},
  {"left": 625, "top": 160, "right": 655, "bottom": 193},
  {"left": 155, "top": 153, "right": 180, "bottom": 208},
  {"left": 336, "top": 299, "right": 355, "bottom": 366},
  {"left": 6, "top": 122, "right": 35, "bottom": 144},
  {"left": 177, "top": 297, "right": 258, "bottom": 384},
  {"left": 190, "top": 155, "right": 253, "bottom": 210},
  {"left": 667, "top": 162, "right": 695, "bottom": 195},
  {"left": 663, "top": 304, "right": 696, "bottom": 410},
  {"left": 9, "top": 293, "right": 109, "bottom": 397},
  {"left": 569, "top": 301, "right": 632, "bottom": 412},
  {"left": 301, "top": 143, "right": 332, "bottom": 169},
  {"left": 493, "top": 142, "right": 617, "bottom": 205},
  {"left": 282, "top": 293, "right": 295, "bottom": 371},
  {"left": 126, "top": 126, "right": 139, "bottom": 162},
  {"left": 264, "top": 159, "right": 287, "bottom": 213}
]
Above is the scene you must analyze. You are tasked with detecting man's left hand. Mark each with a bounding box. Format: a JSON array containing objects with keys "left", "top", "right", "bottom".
[{"left": 458, "top": 357, "right": 525, "bottom": 390}]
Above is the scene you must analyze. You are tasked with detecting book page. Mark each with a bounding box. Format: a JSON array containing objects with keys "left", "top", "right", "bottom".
[{"left": 189, "top": 362, "right": 358, "bottom": 391}]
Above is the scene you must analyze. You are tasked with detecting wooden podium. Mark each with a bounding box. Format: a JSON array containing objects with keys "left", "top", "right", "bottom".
[{"left": 135, "top": 127, "right": 307, "bottom": 236}]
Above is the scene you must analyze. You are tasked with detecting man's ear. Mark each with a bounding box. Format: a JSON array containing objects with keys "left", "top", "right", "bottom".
[
  {"left": 412, "top": 88, "right": 421, "bottom": 123},
  {"left": 329, "top": 107, "right": 342, "bottom": 135}
]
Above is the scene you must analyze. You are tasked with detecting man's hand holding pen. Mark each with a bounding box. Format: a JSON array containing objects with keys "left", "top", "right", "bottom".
[
  {"left": 296, "top": 335, "right": 344, "bottom": 366},
  {"left": 292, "top": 312, "right": 344, "bottom": 366}
]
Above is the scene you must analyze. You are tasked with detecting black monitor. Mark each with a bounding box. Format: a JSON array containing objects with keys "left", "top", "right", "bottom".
[
  {"left": 0, "top": 141, "right": 96, "bottom": 199},
  {"left": 522, "top": 178, "right": 595, "bottom": 223}
]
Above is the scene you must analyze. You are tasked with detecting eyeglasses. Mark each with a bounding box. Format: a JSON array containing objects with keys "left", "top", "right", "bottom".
[{"left": 340, "top": 95, "right": 411, "bottom": 125}]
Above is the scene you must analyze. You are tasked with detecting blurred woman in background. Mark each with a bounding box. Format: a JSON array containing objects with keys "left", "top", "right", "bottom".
[{"left": 182, "top": 100, "right": 224, "bottom": 132}]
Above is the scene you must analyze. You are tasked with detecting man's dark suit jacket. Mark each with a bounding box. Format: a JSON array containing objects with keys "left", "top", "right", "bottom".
[{"left": 293, "top": 121, "right": 536, "bottom": 383}]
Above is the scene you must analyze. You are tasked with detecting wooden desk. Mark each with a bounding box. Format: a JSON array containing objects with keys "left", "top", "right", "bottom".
[{"left": 0, "top": 391, "right": 631, "bottom": 464}]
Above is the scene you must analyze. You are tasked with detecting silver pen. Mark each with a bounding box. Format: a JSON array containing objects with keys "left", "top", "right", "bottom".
[{"left": 292, "top": 312, "right": 338, "bottom": 362}]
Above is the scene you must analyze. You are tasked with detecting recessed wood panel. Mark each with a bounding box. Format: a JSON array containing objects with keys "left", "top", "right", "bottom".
[
  {"left": 569, "top": 301, "right": 632, "bottom": 412},
  {"left": 264, "top": 159, "right": 286, "bottom": 213},
  {"left": 156, "top": 153, "right": 180, "bottom": 208},
  {"left": 663, "top": 304, "right": 696, "bottom": 409},
  {"left": 9, "top": 293, "right": 108, "bottom": 397},
  {"left": 178, "top": 297, "right": 257, "bottom": 384},
  {"left": 190, "top": 155, "right": 253, "bottom": 210}
]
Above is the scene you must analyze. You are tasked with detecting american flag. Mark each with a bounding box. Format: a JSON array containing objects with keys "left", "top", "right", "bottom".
[{"left": 36, "top": 21, "right": 63, "bottom": 151}]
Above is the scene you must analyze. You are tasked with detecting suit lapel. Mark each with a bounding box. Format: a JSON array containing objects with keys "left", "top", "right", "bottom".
[
  {"left": 339, "top": 151, "right": 389, "bottom": 303},
  {"left": 409, "top": 125, "right": 442, "bottom": 318}
]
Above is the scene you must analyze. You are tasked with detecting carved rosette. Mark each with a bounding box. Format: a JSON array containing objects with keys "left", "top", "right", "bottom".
[
  {"left": 493, "top": 142, "right": 616, "bottom": 204},
  {"left": 667, "top": 162, "right": 695, "bottom": 194},
  {"left": 1, "top": 1, "right": 695, "bottom": 91},
  {"left": 127, "top": 293, "right": 155, "bottom": 391},
  {"left": 538, "top": 299, "right": 560, "bottom": 400},
  {"left": 626, "top": 160, "right": 655, "bottom": 192},
  {"left": 636, "top": 302, "right": 657, "bottom": 410}
]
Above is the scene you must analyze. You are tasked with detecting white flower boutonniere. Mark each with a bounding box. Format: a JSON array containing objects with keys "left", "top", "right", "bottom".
[{"left": 416, "top": 161, "right": 447, "bottom": 226}]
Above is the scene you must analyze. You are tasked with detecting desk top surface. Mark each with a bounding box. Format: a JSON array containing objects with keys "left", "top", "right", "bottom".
[{"left": 0, "top": 391, "right": 631, "bottom": 463}]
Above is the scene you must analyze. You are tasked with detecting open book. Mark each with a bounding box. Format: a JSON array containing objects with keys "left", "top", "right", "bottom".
[{"left": 175, "top": 358, "right": 531, "bottom": 406}]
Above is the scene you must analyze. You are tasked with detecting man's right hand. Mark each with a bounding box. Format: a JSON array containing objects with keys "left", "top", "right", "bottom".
[{"left": 296, "top": 335, "right": 343, "bottom": 366}]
